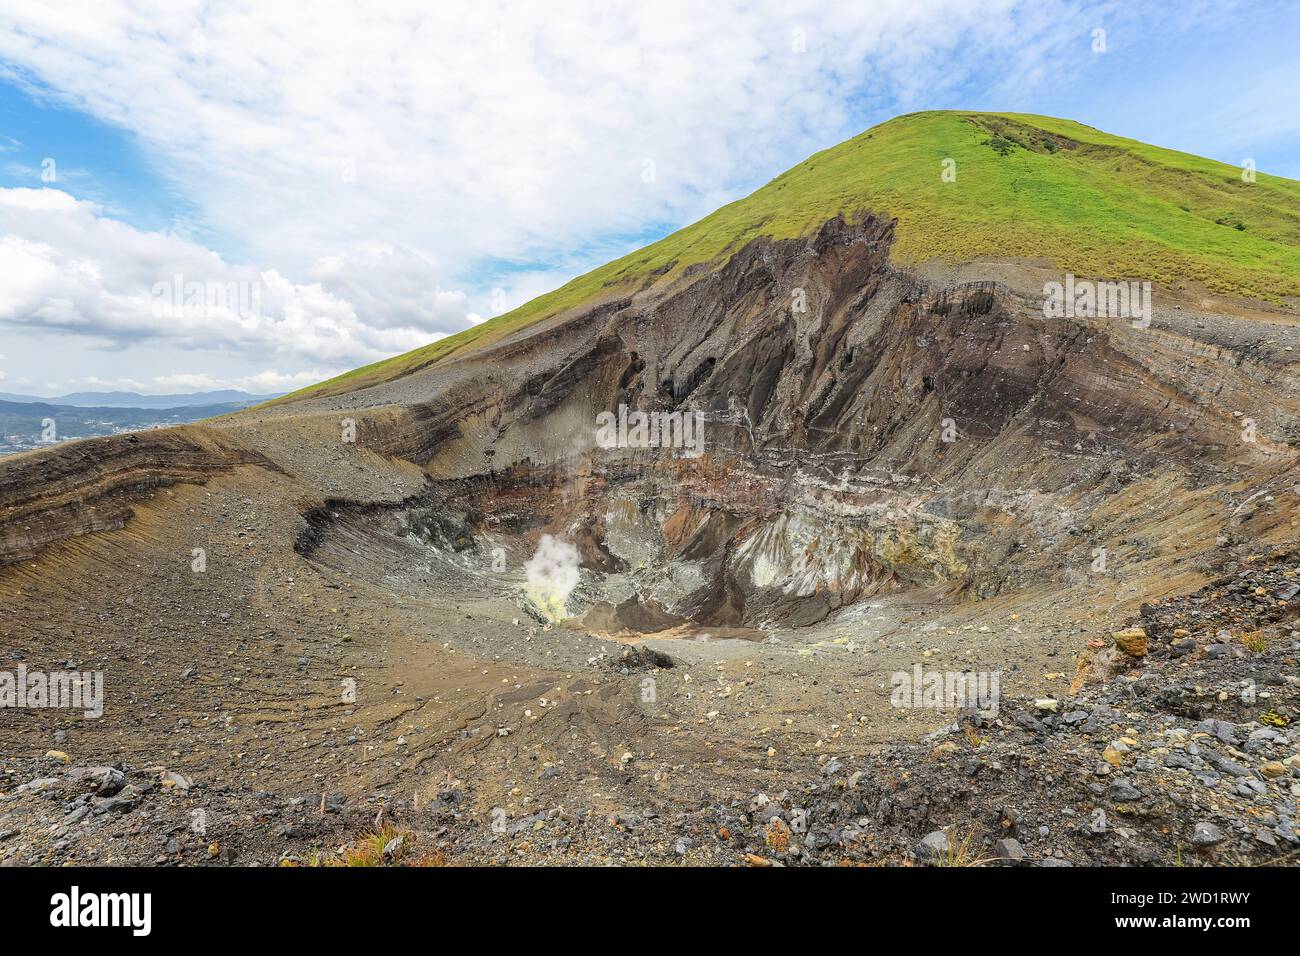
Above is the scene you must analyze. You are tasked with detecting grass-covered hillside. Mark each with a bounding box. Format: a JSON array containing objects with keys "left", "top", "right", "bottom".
[{"left": 279, "top": 110, "right": 1300, "bottom": 404}]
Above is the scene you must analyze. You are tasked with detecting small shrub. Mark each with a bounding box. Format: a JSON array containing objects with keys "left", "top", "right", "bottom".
[{"left": 982, "top": 135, "right": 1016, "bottom": 156}]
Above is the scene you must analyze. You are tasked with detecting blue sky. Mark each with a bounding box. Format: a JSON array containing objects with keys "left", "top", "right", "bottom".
[
  {"left": 0, "top": 0, "right": 1296, "bottom": 396},
  {"left": 0, "top": 84, "right": 199, "bottom": 236}
]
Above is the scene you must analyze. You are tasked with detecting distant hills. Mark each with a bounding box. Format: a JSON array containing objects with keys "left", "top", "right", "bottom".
[
  {"left": 0, "top": 392, "right": 278, "bottom": 456},
  {"left": 0, "top": 389, "right": 278, "bottom": 408}
]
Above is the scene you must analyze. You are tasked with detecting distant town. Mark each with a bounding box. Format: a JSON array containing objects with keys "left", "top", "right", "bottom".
[{"left": 0, "top": 390, "right": 277, "bottom": 457}]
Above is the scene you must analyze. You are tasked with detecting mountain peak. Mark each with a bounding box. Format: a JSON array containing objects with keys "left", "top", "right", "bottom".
[{"left": 281, "top": 111, "right": 1300, "bottom": 404}]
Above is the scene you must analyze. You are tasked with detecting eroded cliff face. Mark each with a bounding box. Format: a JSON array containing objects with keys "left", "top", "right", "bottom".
[
  {"left": 2, "top": 212, "right": 1297, "bottom": 638},
  {"left": 286, "top": 212, "right": 1298, "bottom": 635},
  {"left": 0, "top": 429, "right": 273, "bottom": 568}
]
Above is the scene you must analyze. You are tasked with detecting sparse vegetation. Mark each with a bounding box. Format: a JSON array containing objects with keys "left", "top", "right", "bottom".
[
  {"left": 296, "top": 825, "right": 447, "bottom": 867},
  {"left": 1240, "top": 628, "right": 1270, "bottom": 652},
  {"left": 934, "top": 826, "right": 989, "bottom": 867}
]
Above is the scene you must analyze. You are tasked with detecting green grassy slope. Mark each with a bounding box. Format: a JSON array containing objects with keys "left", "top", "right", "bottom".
[{"left": 277, "top": 110, "right": 1300, "bottom": 405}]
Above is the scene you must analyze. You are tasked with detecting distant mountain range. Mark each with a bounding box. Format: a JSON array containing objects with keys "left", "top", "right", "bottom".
[
  {"left": 0, "top": 389, "right": 278, "bottom": 408},
  {"left": 0, "top": 394, "right": 275, "bottom": 457}
]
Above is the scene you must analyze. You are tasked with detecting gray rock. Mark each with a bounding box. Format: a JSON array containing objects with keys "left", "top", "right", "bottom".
[
  {"left": 914, "top": 830, "right": 950, "bottom": 865},
  {"left": 1192, "top": 822, "right": 1225, "bottom": 846},
  {"left": 14, "top": 778, "right": 62, "bottom": 795},
  {"left": 995, "top": 837, "right": 1027, "bottom": 862},
  {"left": 1202, "top": 749, "right": 1249, "bottom": 778},
  {"left": 65, "top": 766, "right": 125, "bottom": 797},
  {"left": 1196, "top": 719, "right": 1238, "bottom": 744},
  {"left": 1110, "top": 778, "right": 1143, "bottom": 802}
]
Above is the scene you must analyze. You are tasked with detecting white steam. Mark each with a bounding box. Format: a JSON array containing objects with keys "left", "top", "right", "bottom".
[{"left": 524, "top": 534, "right": 581, "bottom": 622}]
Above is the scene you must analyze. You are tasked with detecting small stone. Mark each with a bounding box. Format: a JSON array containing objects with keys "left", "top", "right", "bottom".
[
  {"left": 914, "top": 830, "right": 950, "bottom": 865},
  {"left": 995, "top": 837, "right": 1027, "bottom": 862},
  {"left": 1112, "top": 627, "right": 1148, "bottom": 657},
  {"left": 1192, "top": 822, "right": 1225, "bottom": 846},
  {"left": 1109, "top": 778, "right": 1143, "bottom": 802},
  {"left": 160, "top": 770, "right": 192, "bottom": 791},
  {"left": 66, "top": 766, "right": 125, "bottom": 797},
  {"left": 1101, "top": 746, "right": 1126, "bottom": 767}
]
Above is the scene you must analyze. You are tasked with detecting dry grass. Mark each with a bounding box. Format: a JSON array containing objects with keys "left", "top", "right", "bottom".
[
  {"left": 1239, "top": 629, "right": 1271, "bottom": 653},
  {"left": 293, "top": 824, "right": 447, "bottom": 868},
  {"left": 934, "top": 825, "right": 996, "bottom": 867}
]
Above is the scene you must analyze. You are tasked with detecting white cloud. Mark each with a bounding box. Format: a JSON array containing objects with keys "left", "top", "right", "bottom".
[
  {"left": 0, "top": 187, "right": 466, "bottom": 365},
  {"left": 0, "top": 0, "right": 1143, "bottom": 386},
  {"left": 0, "top": 2, "right": 1115, "bottom": 271},
  {"left": 64, "top": 369, "right": 338, "bottom": 395},
  {"left": 306, "top": 243, "right": 468, "bottom": 332}
]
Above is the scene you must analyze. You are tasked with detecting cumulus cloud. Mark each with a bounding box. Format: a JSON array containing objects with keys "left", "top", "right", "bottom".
[
  {"left": 0, "top": 0, "right": 1153, "bottom": 386},
  {"left": 0, "top": 2, "right": 1123, "bottom": 274},
  {"left": 307, "top": 244, "right": 470, "bottom": 332},
  {"left": 0, "top": 187, "right": 467, "bottom": 364}
]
